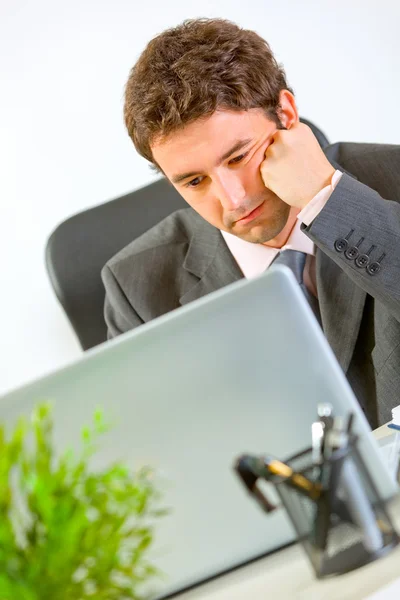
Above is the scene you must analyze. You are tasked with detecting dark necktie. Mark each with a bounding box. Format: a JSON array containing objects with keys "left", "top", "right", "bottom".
[{"left": 270, "top": 250, "right": 321, "bottom": 324}]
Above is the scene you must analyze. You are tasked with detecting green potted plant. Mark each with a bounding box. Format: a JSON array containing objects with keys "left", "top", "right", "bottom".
[{"left": 0, "top": 403, "right": 165, "bottom": 599}]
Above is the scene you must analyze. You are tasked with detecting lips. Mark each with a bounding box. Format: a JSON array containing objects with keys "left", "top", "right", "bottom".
[{"left": 236, "top": 202, "right": 264, "bottom": 224}]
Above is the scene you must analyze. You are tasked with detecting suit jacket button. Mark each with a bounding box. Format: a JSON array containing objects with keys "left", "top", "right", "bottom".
[
  {"left": 345, "top": 246, "right": 360, "bottom": 260},
  {"left": 366, "top": 262, "right": 381, "bottom": 276},
  {"left": 334, "top": 238, "right": 348, "bottom": 252},
  {"left": 355, "top": 254, "right": 370, "bottom": 268}
]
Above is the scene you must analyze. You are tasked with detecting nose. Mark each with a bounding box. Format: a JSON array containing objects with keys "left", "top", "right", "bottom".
[{"left": 213, "top": 172, "right": 246, "bottom": 211}]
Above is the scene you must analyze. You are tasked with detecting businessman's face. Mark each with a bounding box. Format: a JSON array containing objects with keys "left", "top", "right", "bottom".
[{"left": 151, "top": 107, "right": 296, "bottom": 244}]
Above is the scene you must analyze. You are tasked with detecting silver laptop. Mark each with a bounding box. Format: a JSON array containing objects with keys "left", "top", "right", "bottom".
[{"left": 0, "top": 266, "right": 396, "bottom": 597}]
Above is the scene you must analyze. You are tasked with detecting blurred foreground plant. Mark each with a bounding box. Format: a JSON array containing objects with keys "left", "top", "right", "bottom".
[{"left": 0, "top": 403, "right": 165, "bottom": 600}]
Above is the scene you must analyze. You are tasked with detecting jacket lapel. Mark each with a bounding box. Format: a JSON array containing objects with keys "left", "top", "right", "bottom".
[{"left": 179, "top": 217, "right": 243, "bottom": 306}]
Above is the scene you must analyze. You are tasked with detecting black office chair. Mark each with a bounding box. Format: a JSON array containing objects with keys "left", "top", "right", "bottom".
[{"left": 45, "top": 118, "right": 329, "bottom": 350}]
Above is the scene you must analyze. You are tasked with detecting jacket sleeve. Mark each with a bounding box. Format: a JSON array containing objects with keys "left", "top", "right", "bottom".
[
  {"left": 101, "top": 264, "right": 144, "bottom": 339},
  {"left": 301, "top": 172, "right": 400, "bottom": 322}
]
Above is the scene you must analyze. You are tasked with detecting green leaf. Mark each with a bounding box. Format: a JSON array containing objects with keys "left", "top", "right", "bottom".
[{"left": 0, "top": 402, "right": 166, "bottom": 598}]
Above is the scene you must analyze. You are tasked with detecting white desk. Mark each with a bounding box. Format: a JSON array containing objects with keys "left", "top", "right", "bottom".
[{"left": 172, "top": 423, "right": 400, "bottom": 600}]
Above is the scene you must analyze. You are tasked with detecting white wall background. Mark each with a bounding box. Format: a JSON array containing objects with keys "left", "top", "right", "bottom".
[{"left": 1, "top": 0, "right": 399, "bottom": 395}]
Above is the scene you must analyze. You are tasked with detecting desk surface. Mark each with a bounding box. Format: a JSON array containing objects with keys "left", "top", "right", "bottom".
[{"left": 172, "top": 423, "right": 399, "bottom": 600}]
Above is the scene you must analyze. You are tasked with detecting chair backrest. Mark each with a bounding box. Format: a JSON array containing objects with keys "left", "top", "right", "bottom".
[
  {"left": 45, "top": 118, "right": 329, "bottom": 350},
  {"left": 46, "top": 178, "right": 187, "bottom": 349}
]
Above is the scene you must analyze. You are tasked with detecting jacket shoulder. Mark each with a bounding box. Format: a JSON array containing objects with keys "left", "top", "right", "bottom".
[
  {"left": 101, "top": 207, "right": 202, "bottom": 320},
  {"left": 324, "top": 142, "right": 400, "bottom": 198}
]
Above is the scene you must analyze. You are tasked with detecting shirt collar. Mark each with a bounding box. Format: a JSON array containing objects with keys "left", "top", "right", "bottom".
[{"left": 220, "top": 218, "right": 315, "bottom": 279}]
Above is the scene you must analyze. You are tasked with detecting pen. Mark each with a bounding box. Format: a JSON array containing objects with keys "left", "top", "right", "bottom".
[
  {"left": 261, "top": 456, "right": 322, "bottom": 501},
  {"left": 311, "top": 421, "right": 324, "bottom": 464},
  {"left": 236, "top": 454, "right": 322, "bottom": 501},
  {"left": 317, "top": 403, "right": 334, "bottom": 459},
  {"left": 311, "top": 407, "right": 335, "bottom": 550}
]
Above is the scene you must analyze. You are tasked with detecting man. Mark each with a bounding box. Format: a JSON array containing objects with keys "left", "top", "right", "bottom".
[{"left": 101, "top": 18, "right": 400, "bottom": 428}]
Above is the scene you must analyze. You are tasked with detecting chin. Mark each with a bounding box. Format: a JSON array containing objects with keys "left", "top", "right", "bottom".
[
  {"left": 240, "top": 216, "right": 290, "bottom": 244},
  {"left": 238, "top": 229, "right": 275, "bottom": 244},
  {"left": 234, "top": 196, "right": 289, "bottom": 243}
]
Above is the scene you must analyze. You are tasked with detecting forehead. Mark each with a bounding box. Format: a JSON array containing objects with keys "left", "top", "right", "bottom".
[{"left": 151, "top": 109, "right": 272, "bottom": 175}]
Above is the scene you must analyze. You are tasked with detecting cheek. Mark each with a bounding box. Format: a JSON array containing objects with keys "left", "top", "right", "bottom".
[
  {"left": 194, "top": 197, "right": 225, "bottom": 227},
  {"left": 175, "top": 187, "right": 225, "bottom": 226}
]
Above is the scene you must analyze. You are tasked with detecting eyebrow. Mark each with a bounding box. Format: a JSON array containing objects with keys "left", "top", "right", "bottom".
[{"left": 171, "top": 138, "right": 253, "bottom": 184}]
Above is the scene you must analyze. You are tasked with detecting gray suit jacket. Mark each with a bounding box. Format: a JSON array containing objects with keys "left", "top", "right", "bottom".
[{"left": 101, "top": 142, "right": 400, "bottom": 427}]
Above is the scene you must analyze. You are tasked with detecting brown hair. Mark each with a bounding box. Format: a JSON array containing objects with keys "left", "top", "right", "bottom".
[{"left": 124, "top": 18, "right": 294, "bottom": 164}]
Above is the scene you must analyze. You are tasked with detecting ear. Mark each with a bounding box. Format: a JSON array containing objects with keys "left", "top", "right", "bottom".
[{"left": 278, "top": 89, "right": 299, "bottom": 129}]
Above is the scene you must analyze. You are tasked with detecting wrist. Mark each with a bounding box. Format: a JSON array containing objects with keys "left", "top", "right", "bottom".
[{"left": 301, "top": 166, "right": 336, "bottom": 209}]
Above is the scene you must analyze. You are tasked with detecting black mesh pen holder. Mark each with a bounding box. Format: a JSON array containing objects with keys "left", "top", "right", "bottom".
[{"left": 235, "top": 435, "right": 399, "bottom": 578}]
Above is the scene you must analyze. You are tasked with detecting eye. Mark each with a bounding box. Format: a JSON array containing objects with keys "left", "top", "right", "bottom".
[
  {"left": 185, "top": 176, "right": 205, "bottom": 188},
  {"left": 229, "top": 152, "right": 248, "bottom": 165}
]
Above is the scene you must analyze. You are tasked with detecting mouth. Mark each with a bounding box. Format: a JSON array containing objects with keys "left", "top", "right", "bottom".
[{"left": 235, "top": 202, "right": 265, "bottom": 225}]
